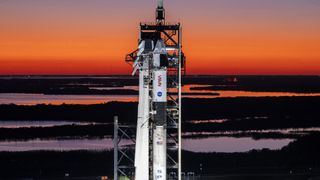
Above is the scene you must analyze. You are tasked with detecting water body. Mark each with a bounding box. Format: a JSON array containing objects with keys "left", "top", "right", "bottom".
[
  {"left": 215, "top": 91, "right": 320, "bottom": 98},
  {"left": 89, "top": 86, "right": 139, "bottom": 91},
  {"left": 183, "top": 127, "right": 320, "bottom": 137},
  {"left": 0, "top": 93, "right": 137, "bottom": 105},
  {"left": 0, "top": 137, "right": 292, "bottom": 152},
  {"left": 0, "top": 138, "right": 132, "bottom": 152},
  {"left": 182, "top": 85, "right": 320, "bottom": 98},
  {"left": 1, "top": 84, "right": 320, "bottom": 105},
  {"left": 0, "top": 121, "right": 104, "bottom": 128},
  {"left": 188, "top": 119, "right": 229, "bottom": 124},
  {"left": 183, "top": 137, "right": 293, "bottom": 153},
  {"left": 0, "top": 83, "right": 317, "bottom": 153}
]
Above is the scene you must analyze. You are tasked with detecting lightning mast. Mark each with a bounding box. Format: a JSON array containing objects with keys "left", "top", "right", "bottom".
[{"left": 125, "top": 0, "right": 186, "bottom": 179}]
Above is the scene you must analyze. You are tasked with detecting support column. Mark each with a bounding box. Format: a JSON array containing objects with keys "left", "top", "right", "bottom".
[
  {"left": 178, "top": 26, "right": 182, "bottom": 180},
  {"left": 114, "top": 116, "right": 118, "bottom": 180}
]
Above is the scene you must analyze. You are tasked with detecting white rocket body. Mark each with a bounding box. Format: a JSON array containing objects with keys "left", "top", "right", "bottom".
[
  {"left": 135, "top": 70, "right": 150, "bottom": 180},
  {"left": 133, "top": 38, "right": 168, "bottom": 180},
  {"left": 153, "top": 126, "right": 167, "bottom": 180},
  {"left": 152, "top": 69, "right": 167, "bottom": 102},
  {"left": 134, "top": 41, "right": 152, "bottom": 180},
  {"left": 152, "top": 41, "right": 168, "bottom": 180}
]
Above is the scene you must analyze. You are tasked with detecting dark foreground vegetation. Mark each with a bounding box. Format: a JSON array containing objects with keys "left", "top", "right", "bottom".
[
  {"left": 1, "top": 75, "right": 320, "bottom": 94},
  {"left": 0, "top": 123, "right": 305, "bottom": 141},
  {"left": 0, "top": 96, "right": 319, "bottom": 140},
  {"left": 0, "top": 124, "right": 112, "bottom": 140},
  {"left": 0, "top": 76, "right": 137, "bottom": 94},
  {"left": 0, "top": 133, "right": 320, "bottom": 179},
  {"left": 1, "top": 96, "right": 320, "bottom": 123},
  {"left": 187, "top": 76, "right": 320, "bottom": 93},
  {"left": 1, "top": 76, "right": 320, "bottom": 179}
]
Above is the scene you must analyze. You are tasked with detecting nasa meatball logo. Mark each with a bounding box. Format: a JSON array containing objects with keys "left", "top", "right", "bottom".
[{"left": 157, "top": 91, "right": 163, "bottom": 97}]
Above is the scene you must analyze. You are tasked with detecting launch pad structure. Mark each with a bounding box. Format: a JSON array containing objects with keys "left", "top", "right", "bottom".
[{"left": 114, "top": 0, "right": 186, "bottom": 179}]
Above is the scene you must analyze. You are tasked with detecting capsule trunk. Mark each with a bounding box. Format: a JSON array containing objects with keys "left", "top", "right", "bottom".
[{"left": 153, "top": 126, "right": 167, "bottom": 180}]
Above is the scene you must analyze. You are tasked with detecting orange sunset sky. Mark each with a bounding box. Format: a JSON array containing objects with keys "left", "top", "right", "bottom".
[{"left": 0, "top": 0, "right": 320, "bottom": 75}]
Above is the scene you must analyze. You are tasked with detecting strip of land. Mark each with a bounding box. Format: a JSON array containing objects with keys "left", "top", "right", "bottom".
[{"left": 0, "top": 133, "right": 319, "bottom": 179}]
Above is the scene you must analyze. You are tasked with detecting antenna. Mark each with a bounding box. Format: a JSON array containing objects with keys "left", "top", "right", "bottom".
[{"left": 156, "top": 0, "right": 165, "bottom": 24}]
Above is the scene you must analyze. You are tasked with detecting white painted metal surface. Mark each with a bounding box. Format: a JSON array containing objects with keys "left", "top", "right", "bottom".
[
  {"left": 153, "top": 70, "right": 167, "bottom": 102},
  {"left": 134, "top": 42, "right": 150, "bottom": 180},
  {"left": 153, "top": 126, "right": 167, "bottom": 180}
]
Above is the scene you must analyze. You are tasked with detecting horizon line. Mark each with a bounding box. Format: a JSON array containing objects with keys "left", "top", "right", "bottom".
[{"left": 0, "top": 74, "right": 319, "bottom": 77}]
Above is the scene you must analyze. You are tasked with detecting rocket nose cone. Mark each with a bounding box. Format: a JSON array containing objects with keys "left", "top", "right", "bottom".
[{"left": 154, "top": 40, "right": 167, "bottom": 54}]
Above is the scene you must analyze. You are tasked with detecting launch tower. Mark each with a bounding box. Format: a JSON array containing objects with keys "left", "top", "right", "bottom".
[{"left": 124, "top": 0, "right": 186, "bottom": 179}]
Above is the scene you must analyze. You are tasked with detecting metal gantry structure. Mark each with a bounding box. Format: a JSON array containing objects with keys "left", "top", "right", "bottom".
[
  {"left": 115, "top": 0, "right": 186, "bottom": 179},
  {"left": 114, "top": 116, "right": 136, "bottom": 179}
]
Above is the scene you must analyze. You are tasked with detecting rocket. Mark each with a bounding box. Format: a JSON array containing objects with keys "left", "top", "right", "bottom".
[
  {"left": 132, "top": 0, "right": 173, "bottom": 179},
  {"left": 152, "top": 40, "right": 168, "bottom": 180},
  {"left": 134, "top": 40, "right": 168, "bottom": 180}
]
